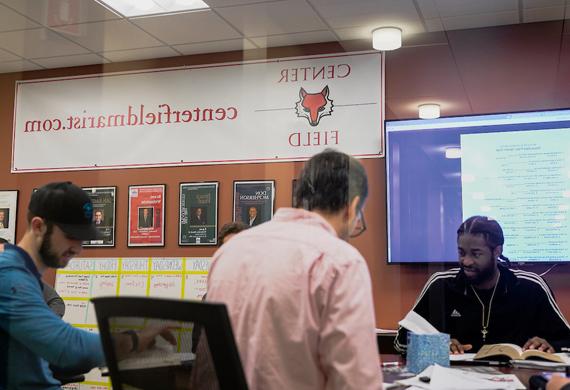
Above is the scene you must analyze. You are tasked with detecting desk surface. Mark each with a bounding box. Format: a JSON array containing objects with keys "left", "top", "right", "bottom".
[
  {"left": 381, "top": 354, "right": 548, "bottom": 389},
  {"left": 112, "top": 353, "right": 552, "bottom": 389}
]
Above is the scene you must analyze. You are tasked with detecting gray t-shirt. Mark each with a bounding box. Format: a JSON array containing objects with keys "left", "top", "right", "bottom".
[{"left": 42, "top": 282, "right": 65, "bottom": 318}]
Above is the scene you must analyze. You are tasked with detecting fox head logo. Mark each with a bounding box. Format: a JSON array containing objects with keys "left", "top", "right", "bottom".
[{"left": 296, "top": 86, "right": 334, "bottom": 126}]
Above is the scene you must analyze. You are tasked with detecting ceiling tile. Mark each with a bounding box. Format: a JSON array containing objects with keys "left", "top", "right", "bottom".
[
  {"left": 250, "top": 30, "right": 337, "bottom": 48},
  {"left": 132, "top": 10, "right": 241, "bottom": 45},
  {"left": 205, "top": 0, "right": 279, "bottom": 6},
  {"left": 0, "top": 59, "right": 42, "bottom": 73},
  {"left": 386, "top": 44, "right": 466, "bottom": 99},
  {"left": 447, "top": 22, "right": 562, "bottom": 112},
  {"left": 434, "top": 0, "right": 518, "bottom": 18},
  {"left": 0, "top": 28, "right": 89, "bottom": 58},
  {"left": 309, "top": 0, "right": 424, "bottom": 34},
  {"left": 0, "top": 47, "right": 20, "bottom": 62},
  {"left": 442, "top": 11, "right": 519, "bottom": 31},
  {"left": 173, "top": 39, "right": 256, "bottom": 55},
  {"left": 523, "top": 0, "right": 565, "bottom": 8},
  {"left": 335, "top": 25, "right": 429, "bottom": 43},
  {"left": 101, "top": 46, "right": 179, "bottom": 62},
  {"left": 0, "top": 3, "right": 40, "bottom": 32},
  {"left": 415, "top": 0, "right": 440, "bottom": 19},
  {"left": 424, "top": 18, "right": 445, "bottom": 32},
  {"left": 553, "top": 35, "right": 570, "bottom": 102},
  {"left": 33, "top": 53, "right": 109, "bottom": 69},
  {"left": 523, "top": 6, "right": 564, "bottom": 22},
  {"left": 216, "top": 0, "right": 327, "bottom": 36},
  {"left": 0, "top": 0, "right": 120, "bottom": 26},
  {"left": 386, "top": 96, "right": 472, "bottom": 119},
  {"left": 333, "top": 26, "right": 372, "bottom": 42},
  {"left": 62, "top": 20, "right": 162, "bottom": 52},
  {"left": 403, "top": 31, "right": 448, "bottom": 46}
]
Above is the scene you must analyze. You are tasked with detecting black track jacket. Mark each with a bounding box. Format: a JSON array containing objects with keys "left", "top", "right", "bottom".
[{"left": 395, "top": 265, "right": 570, "bottom": 353}]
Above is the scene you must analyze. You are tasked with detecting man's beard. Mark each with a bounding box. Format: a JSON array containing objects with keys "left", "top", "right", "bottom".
[
  {"left": 462, "top": 262, "right": 496, "bottom": 286},
  {"left": 39, "top": 224, "right": 62, "bottom": 268}
]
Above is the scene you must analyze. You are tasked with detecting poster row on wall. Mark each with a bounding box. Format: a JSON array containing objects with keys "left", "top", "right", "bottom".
[{"left": 1, "top": 180, "right": 284, "bottom": 247}]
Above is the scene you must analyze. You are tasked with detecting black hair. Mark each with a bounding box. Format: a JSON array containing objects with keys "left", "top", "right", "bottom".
[
  {"left": 294, "top": 149, "right": 368, "bottom": 213},
  {"left": 219, "top": 221, "right": 249, "bottom": 245},
  {"left": 26, "top": 209, "right": 55, "bottom": 236},
  {"left": 26, "top": 210, "right": 35, "bottom": 224},
  {"left": 457, "top": 215, "right": 511, "bottom": 266},
  {"left": 0, "top": 237, "right": 7, "bottom": 244}
]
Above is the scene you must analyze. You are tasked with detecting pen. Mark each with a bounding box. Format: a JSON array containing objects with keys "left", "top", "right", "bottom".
[{"left": 381, "top": 362, "right": 401, "bottom": 367}]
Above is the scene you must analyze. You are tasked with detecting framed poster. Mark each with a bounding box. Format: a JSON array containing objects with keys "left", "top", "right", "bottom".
[
  {"left": 0, "top": 190, "right": 18, "bottom": 244},
  {"left": 233, "top": 181, "right": 275, "bottom": 227},
  {"left": 179, "top": 182, "right": 219, "bottom": 246},
  {"left": 128, "top": 185, "right": 165, "bottom": 247},
  {"left": 83, "top": 186, "right": 116, "bottom": 247}
]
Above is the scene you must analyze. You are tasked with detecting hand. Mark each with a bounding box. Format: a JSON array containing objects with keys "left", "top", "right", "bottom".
[
  {"left": 449, "top": 338, "right": 472, "bottom": 354},
  {"left": 523, "top": 336, "right": 554, "bottom": 353},
  {"left": 136, "top": 324, "right": 177, "bottom": 353}
]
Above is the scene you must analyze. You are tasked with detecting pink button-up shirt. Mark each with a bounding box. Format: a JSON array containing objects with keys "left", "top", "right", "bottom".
[{"left": 207, "top": 208, "right": 382, "bottom": 390}]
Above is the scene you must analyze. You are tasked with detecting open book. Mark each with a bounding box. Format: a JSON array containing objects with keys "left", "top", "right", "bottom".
[{"left": 474, "top": 343, "right": 569, "bottom": 363}]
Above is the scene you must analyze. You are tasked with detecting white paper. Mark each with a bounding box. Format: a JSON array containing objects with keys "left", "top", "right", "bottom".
[
  {"left": 398, "top": 311, "right": 440, "bottom": 335},
  {"left": 376, "top": 328, "right": 398, "bottom": 335},
  {"left": 511, "top": 352, "right": 570, "bottom": 368},
  {"left": 397, "top": 364, "right": 525, "bottom": 390},
  {"left": 449, "top": 353, "right": 477, "bottom": 362}
]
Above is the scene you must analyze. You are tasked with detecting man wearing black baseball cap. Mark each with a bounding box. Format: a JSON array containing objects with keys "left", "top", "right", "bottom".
[{"left": 0, "top": 182, "right": 174, "bottom": 389}]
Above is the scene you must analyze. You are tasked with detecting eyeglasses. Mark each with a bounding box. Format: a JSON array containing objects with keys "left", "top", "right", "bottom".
[{"left": 350, "top": 210, "right": 367, "bottom": 238}]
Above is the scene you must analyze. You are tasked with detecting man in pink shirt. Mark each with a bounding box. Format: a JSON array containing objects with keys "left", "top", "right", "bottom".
[{"left": 206, "top": 149, "right": 382, "bottom": 389}]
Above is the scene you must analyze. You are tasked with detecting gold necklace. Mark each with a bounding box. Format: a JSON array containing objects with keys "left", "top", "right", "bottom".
[{"left": 470, "top": 273, "right": 500, "bottom": 342}]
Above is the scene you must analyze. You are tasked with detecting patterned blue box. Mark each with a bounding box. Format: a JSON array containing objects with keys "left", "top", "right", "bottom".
[{"left": 406, "top": 332, "right": 450, "bottom": 374}]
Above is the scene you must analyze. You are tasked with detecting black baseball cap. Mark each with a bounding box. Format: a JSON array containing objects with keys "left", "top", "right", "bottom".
[{"left": 29, "top": 182, "right": 99, "bottom": 241}]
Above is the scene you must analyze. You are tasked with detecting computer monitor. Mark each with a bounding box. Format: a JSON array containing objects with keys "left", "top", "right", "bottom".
[{"left": 386, "top": 109, "right": 570, "bottom": 263}]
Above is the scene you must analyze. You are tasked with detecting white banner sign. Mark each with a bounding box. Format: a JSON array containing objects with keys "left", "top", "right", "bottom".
[{"left": 12, "top": 52, "right": 384, "bottom": 172}]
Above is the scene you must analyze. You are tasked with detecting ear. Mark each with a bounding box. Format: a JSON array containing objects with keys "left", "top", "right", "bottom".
[
  {"left": 300, "top": 87, "right": 307, "bottom": 98},
  {"left": 30, "top": 216, "right": 47, "bottom": 237},
  {"left": 348, "top": 196, "right": 361, "bottom": 221},
  {"left": 321, "top": 85, "right": 329, "bottom": 98},
  {"left": 493, "top": 245, "right": 503, "bottom": 260}
]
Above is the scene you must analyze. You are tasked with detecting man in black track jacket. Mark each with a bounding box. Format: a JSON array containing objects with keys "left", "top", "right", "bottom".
[{"left": 395, "top": 216, "right": 570, "bottom": 354}]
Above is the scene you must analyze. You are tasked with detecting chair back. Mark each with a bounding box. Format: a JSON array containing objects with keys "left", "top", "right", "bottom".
[{"left": 92, "top": 296, "right": 248, "bottom": 390}]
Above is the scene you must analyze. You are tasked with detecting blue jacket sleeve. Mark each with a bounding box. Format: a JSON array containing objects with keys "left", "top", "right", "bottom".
[{"left": 0, "top": 267, "right": 105, "bottom": 371}]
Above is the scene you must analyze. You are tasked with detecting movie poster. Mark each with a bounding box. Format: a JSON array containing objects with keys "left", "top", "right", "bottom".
[
  {"left": 233, "top": 181, "right": 275, "bottom": 227},
  {"left": 0, "top": 191, "right": 18, "bottom": 244},
  {"left": 83, "top": 186, "right": 116, "bottom": 247},
  {"left": 128, "top": 185, "right": 165, "bottom": 247},
  {"left": 179, "top": 182, "right": 218, "bottom": 246}
]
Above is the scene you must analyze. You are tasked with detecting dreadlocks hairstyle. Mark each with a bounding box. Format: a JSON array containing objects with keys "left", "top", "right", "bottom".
[{"left": 457, "top": 216, "right": 511, "bottom": 266}]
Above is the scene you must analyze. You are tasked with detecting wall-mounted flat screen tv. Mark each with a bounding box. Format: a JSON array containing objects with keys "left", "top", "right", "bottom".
[{"left": 386, "top": 109, "right": 570, "bottom": 263}]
